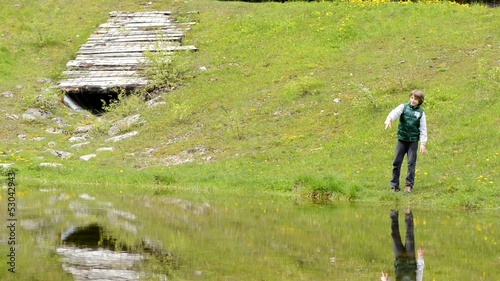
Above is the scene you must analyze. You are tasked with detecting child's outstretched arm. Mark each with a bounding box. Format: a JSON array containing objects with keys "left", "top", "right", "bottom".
[{"left": 385, "top": 104, "right": 405, "bottom": 130}]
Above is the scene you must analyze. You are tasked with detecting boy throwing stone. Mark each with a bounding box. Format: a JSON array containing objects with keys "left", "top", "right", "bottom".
[{"left": 384, "top": 90, "right": 428, "bottom": 193}]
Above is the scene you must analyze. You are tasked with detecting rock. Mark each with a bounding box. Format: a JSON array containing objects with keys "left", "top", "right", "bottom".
[
  {"left": 20, "top": 219, "right": 46, "bottom": 231},
  {"left": 48, "top": 141, "right": 57, "bottom": 147},
  {"left": 96, "top": 147, "right": 114, "bottom": 152},
  {"left": 22, "top": 114, "right": 36, "bottom": 121},
  {"left": 79, "top": 193, "right": 95, "bottom": 200},
  {"left": 74, "top": 125, "right": 93, "bottom": 134},
  {"left": 145, "top": 97, "right": 166, "bottom": 108},
  {"left": 47, "top": 149, "right": 73, "bottom": 159},
  {"left": 79, "top": 154, "right": 96, "bottom": 161},
  {"left": 105, "top": 131, "right": 138, "bottom": 142},
  {"left": 38, "top": 78, "right": 53, "bottom": 84},
  {"left": 52, "top": 117, "right": 68, "bottom": 127},
  {"left": 6, "top": 114, "right": 19, "bottom": 120},
  {"left": 25, "top": 108, "right": 52, "bottom": 119},
  {"left": 147, "top": 101, "right": 166, "bottom": 108},
  {"left": 108, "top": 114, "right": 141, "bottom": 136},
  {"left": 71, "top": 142, "right": 90, "bottom": 149},
  {"left": 39, "top": 163, "right": 63, "bottom": 167},
  {"left": 45, "top": 128, "right": 65, "bottom": 134},
  {"left": 69, "top": 134, "right": 88, "bottom": 143},
  {"left": 17, "top": 134, "right": 27, "bottom": 140},
  {"left": 31, "top": 137, "right": 45, "bottom": 141},
  {"left": 0, "top": 163, "right": 14, "bottom": 169},
  {"left": 0, "top": 91, "right": 13, "bottom": 98}
]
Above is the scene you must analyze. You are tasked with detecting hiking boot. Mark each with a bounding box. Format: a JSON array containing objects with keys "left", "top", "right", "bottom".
[{"left": 404, "top": 185, "right": 412, "bottom": 193}]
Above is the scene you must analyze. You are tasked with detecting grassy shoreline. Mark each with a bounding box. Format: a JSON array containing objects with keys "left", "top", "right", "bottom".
[{"left": 1, "top": 0, "right": 499, "bottom": 209}]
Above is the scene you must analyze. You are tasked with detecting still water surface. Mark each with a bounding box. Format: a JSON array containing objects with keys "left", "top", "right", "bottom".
[{"left": 1, "top": 188, "right": 499, "bottom": 280}]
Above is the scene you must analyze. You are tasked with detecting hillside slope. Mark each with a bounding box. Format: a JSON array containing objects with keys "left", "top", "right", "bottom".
[{"left": 1, "top": 0, "right": 499, "bottom": 208}]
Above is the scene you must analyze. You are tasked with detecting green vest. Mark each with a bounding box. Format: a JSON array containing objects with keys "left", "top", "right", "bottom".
[{"left": 397, "top": 103, "right": 423, "bottom": 142}]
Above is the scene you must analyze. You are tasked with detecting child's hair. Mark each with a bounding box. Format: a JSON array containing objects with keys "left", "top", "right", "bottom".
[{"left": 410, "top": 90, "right": 425, "bottom": 105}]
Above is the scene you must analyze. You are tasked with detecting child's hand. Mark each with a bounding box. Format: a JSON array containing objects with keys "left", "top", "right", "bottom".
[
  {"left": 384, "top": 118, "right": 392, "bottom": 129},
  {"left": 420, "top": 143, "right": 427, "bottom": 154},
  {"left": 418, "top": 247, "right": 424, "bottom": 258},
  {"left": 381, "top": 272, "right": 388, "bottom": 281}
]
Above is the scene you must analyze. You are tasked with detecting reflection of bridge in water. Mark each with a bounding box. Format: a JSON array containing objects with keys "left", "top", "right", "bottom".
[{"left": 58, "top": 11, "right": 197, "bottom": 112}]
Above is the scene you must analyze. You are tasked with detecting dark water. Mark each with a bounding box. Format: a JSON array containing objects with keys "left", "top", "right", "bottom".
[{"left": 1, "top": 188, "right": 499, "bottom": 280}]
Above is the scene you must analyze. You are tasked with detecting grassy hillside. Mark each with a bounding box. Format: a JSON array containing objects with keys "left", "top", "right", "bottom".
[{"left": 0, "top": 0, "right": 499, "bottom": 208}]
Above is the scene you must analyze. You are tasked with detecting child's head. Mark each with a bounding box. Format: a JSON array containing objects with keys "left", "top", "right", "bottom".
[{"left": 410, "top": 90, "right": 425, "bottom": 106}]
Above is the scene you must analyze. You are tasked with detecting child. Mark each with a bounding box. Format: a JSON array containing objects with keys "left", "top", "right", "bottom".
[{"left": 384, "top": 90, "right": 427, "bottom": 193}]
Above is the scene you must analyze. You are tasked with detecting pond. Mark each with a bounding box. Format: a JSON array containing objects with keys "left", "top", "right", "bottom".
[{"left": 0, "top": 187, "right": 499, "bottom": 280}]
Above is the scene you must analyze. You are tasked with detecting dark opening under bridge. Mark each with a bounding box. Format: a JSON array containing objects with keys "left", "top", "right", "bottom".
[{"left": 58, "top": 11, "right": 197, "bottom": 112}]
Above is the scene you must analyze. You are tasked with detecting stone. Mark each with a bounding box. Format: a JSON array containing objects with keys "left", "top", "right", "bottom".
[
  {"left": 45, "top": 128, "right": 65, "bottom": 134},
  {"left": 48, "top": 141, "right": 57, "bottom": 147},
  {"left": 70, "top": 142, "right": 90, "bottom": 149},
  {"left": 79, "top": 154, "right": 97, "bottom": 161},
  {"left": 39, "top": 163, "right": 63, "bottom": 167},
  {"left": 0, "top": 91, "right": 13, "bottom": 98},
  {"left": 25, "top": 108, "right": 52, "bottom": 119},
  {"left": 0, "top": 163, "right": 14, "bottom": 169},
  {"left": 79, "top": 193, "right": 95, "bottom": 200},
  {"left": 17, "top": 134, "right": 27, "bottom": 140},
  {"left": 74, "top": 125, "right": 93, "bottom": 134},
  {"left": 105, "top": 131, "right": 138, "bottom": 142},
  {"left": 38, "top": 78, "right": 53, "bottom": 84},
  {"left": 145, "top": 97, "right": 166, "bottom": 108},
  {"left": 6, "top": 114, "right": 19, "bottom": 120},
  {"left": 69, "top": 135, "right": 88, "bottom": 143},
  {"left": 108, "top": 114, "right": 141, "bottom": 136},
  {"left": 146, "top": 101, "right": 166, "bottom": 108},
  {"left": 96, "top": 147, "right": 114, "bottom": 152},
  {"left": 47, "top": 149, "right": 73, "bottom": 159},
  {"left": 22, "top": 114, "right": 36, "bottom": 121},
  {"left": 52, "top": 117, "right": 69, "bottom": 127}
]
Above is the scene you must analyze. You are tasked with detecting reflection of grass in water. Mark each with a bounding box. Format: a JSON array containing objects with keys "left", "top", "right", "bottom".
[{"left": 2, "top": 188, "right": 499, "bottom": 280}]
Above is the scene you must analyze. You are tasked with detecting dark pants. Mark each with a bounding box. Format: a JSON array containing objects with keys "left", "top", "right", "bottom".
[
  {"left": 391, "top": 140, "right": 418, "bottom": 190},
  {"left": 391, "top": 211, "right": 417, "bottom": 281}
]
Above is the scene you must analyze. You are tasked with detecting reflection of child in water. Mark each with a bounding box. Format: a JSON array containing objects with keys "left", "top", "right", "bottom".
[{"left": 381, "top": 209, "right": 424, "bottom": 281}]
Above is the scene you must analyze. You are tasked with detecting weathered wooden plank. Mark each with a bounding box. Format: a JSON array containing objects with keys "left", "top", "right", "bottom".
[
  {"left": 63, "top": 71, "right": 140, "bottom": 77},
  {"left": 77, "top": 45, "right": 197, "bottom": 54},
  {"left": 98, "top": 22, "right": 195, "bottom": 29},
  {"left": 59, "top": 78, "right": 148, "bottom": 86},
  {"left": 66, "top": 59, "right": 146, "bottom": 68},
  {"left": 109, "top": 11, "right": 172, "bottom": 17},
  {"left": 91, "top": 30, "right": 185, "bottom": 36},
  {"left": 87, "top": 35, "right": 183, "bottom": 43},
  {"left": 79, "top": 41, "right": 180, "bottom": 50},
  {"left": 93, "top": 27, "right": 190, "bottom": 34}
]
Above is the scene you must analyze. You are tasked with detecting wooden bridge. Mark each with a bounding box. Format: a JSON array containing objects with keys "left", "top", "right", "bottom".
[{"left": 58, "top": 11, "right": 197, "bottom": 111}]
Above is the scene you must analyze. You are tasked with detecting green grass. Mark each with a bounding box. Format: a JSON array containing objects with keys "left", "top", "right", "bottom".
[{"left": 0, "top": 0, "right": 499, "bottom": 208}]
